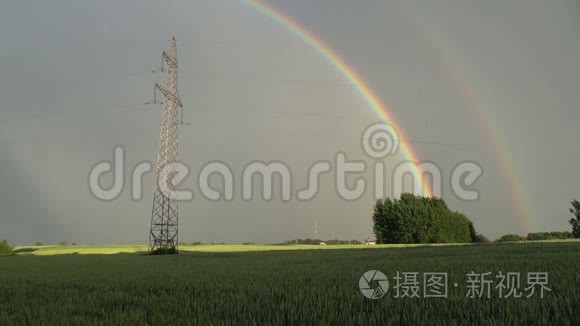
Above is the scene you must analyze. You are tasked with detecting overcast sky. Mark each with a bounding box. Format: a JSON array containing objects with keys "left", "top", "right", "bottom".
[{"left": 0, "top": 0, "right": 578, "bottom": 244}]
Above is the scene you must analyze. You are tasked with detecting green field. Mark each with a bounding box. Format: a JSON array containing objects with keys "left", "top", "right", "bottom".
[{"left": 1, "top": 241, "right": 579, "bottom": 324}]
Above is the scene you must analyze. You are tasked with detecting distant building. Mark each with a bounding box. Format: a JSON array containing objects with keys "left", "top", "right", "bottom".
[{"left": 319, "top": 242, "right": 327, "bottom": 246}]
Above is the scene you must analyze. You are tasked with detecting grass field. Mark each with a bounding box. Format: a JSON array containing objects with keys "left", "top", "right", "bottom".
[{"left": 1, "top": 241, "right": 579, "bottom": 324}]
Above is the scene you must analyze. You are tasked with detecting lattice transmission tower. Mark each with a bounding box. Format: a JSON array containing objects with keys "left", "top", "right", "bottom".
[{"left": 148, "top": 37, "right": 183, "bottom": 254}]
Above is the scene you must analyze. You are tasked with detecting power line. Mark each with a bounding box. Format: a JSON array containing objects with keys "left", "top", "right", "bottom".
[
  {"left": 0, "top": 103, "right": 148, "bottom": 124},
  {"left": 0, "top": 100, "right": 475, "bottom": 149},
  {"left": 0, "top": 38, "right": 393, "bottom": 62},
  {"left": 0, "top": 138, "right": 58, "bottom": 147},
  {"left": 0, "top": 116, "right": 475, "bottom": 149},
  {"left": 175, "top": 38, "right": 395, "bottom": 57},
  {"left": 6, "top": 69, "right": 161, "bottom": 85},
  {"left": 7, "top": 68, "right": 360, "bottom": 88},
  {"left": 182, "top": 70, "right": 358, "bottom": 87},
  {"left": 2, "top": 104, "right": 142, "bottom": 138},
  {"left": 182, "top": 120, "right": 475, "bottom": 148},
  {"left": 0, "top": 100, "right": 468, "bottom": 134}
]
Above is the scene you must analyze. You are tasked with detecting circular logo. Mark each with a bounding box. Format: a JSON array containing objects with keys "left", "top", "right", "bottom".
[
  {"left": 359, "top": 270, "right": 389, "bottom": 299},
  {"left": 361, "top": 123, "right": 400, "bottom": 159}
]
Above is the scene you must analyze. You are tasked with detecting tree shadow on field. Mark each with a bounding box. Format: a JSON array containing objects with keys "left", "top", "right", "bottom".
[{"left": 12, "top": 248, "right": 38, "bottom": 254}]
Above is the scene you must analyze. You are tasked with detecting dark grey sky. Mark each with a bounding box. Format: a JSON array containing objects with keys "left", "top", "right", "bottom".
[{"left": 0, "top": 0, "right": 578, "bottom": 244}]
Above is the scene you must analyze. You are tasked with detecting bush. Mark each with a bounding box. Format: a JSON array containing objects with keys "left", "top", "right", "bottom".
[
  {"left": 372, "top": 194, "right": 475, "bottom": 244},
  {"left": 0, "top": 240, "right": 13, "bottom": 255},
  {"left": 284, "top": 239, "right": 322, "bottom": 245},
  {"left": 34, "top": 242, "right": 43, "bottom": 246},
  {"left": 570, "top": 199, "right": 580, "bottom": 237},
  {"left": 527, "top": 232, "right": 574, "bottom": 241},
  {"left": 325, "top": 239, "right": 349, "bottom": 245},
  {"left": 474, "top": 234, "right": 491, "bottom": 243},
  {"left": 59, "top": 241, "right": 67, "bottom": 246},
  {"left": 497, "top": 234, "right": 526, "bottom": 242},
  {"left": 282, "top": 239, "right": 360, "bottom": 245}
]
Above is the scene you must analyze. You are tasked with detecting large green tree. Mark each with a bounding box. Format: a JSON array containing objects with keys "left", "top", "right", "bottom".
[
  {"left": 570, "top": 199, "right": 580, "bottom": 238},
  {"left": 372, "top": 193, "right": 477, "bottom": 244}
]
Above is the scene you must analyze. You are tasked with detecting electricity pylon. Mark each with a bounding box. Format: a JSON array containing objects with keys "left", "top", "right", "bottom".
[{"left": 149, "top": 37, "right": 183, "bottom": 254}]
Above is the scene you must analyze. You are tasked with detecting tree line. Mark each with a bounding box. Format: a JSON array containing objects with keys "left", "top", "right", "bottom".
[
  {"left": 1, "top": 199, "right": 578, "bottom": 253},
  {"left": 372, "top": 195, "right": 580, "bottom": 244},
  {"left": 282, "top": 239, "right": 362, "bottom": 245}
]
